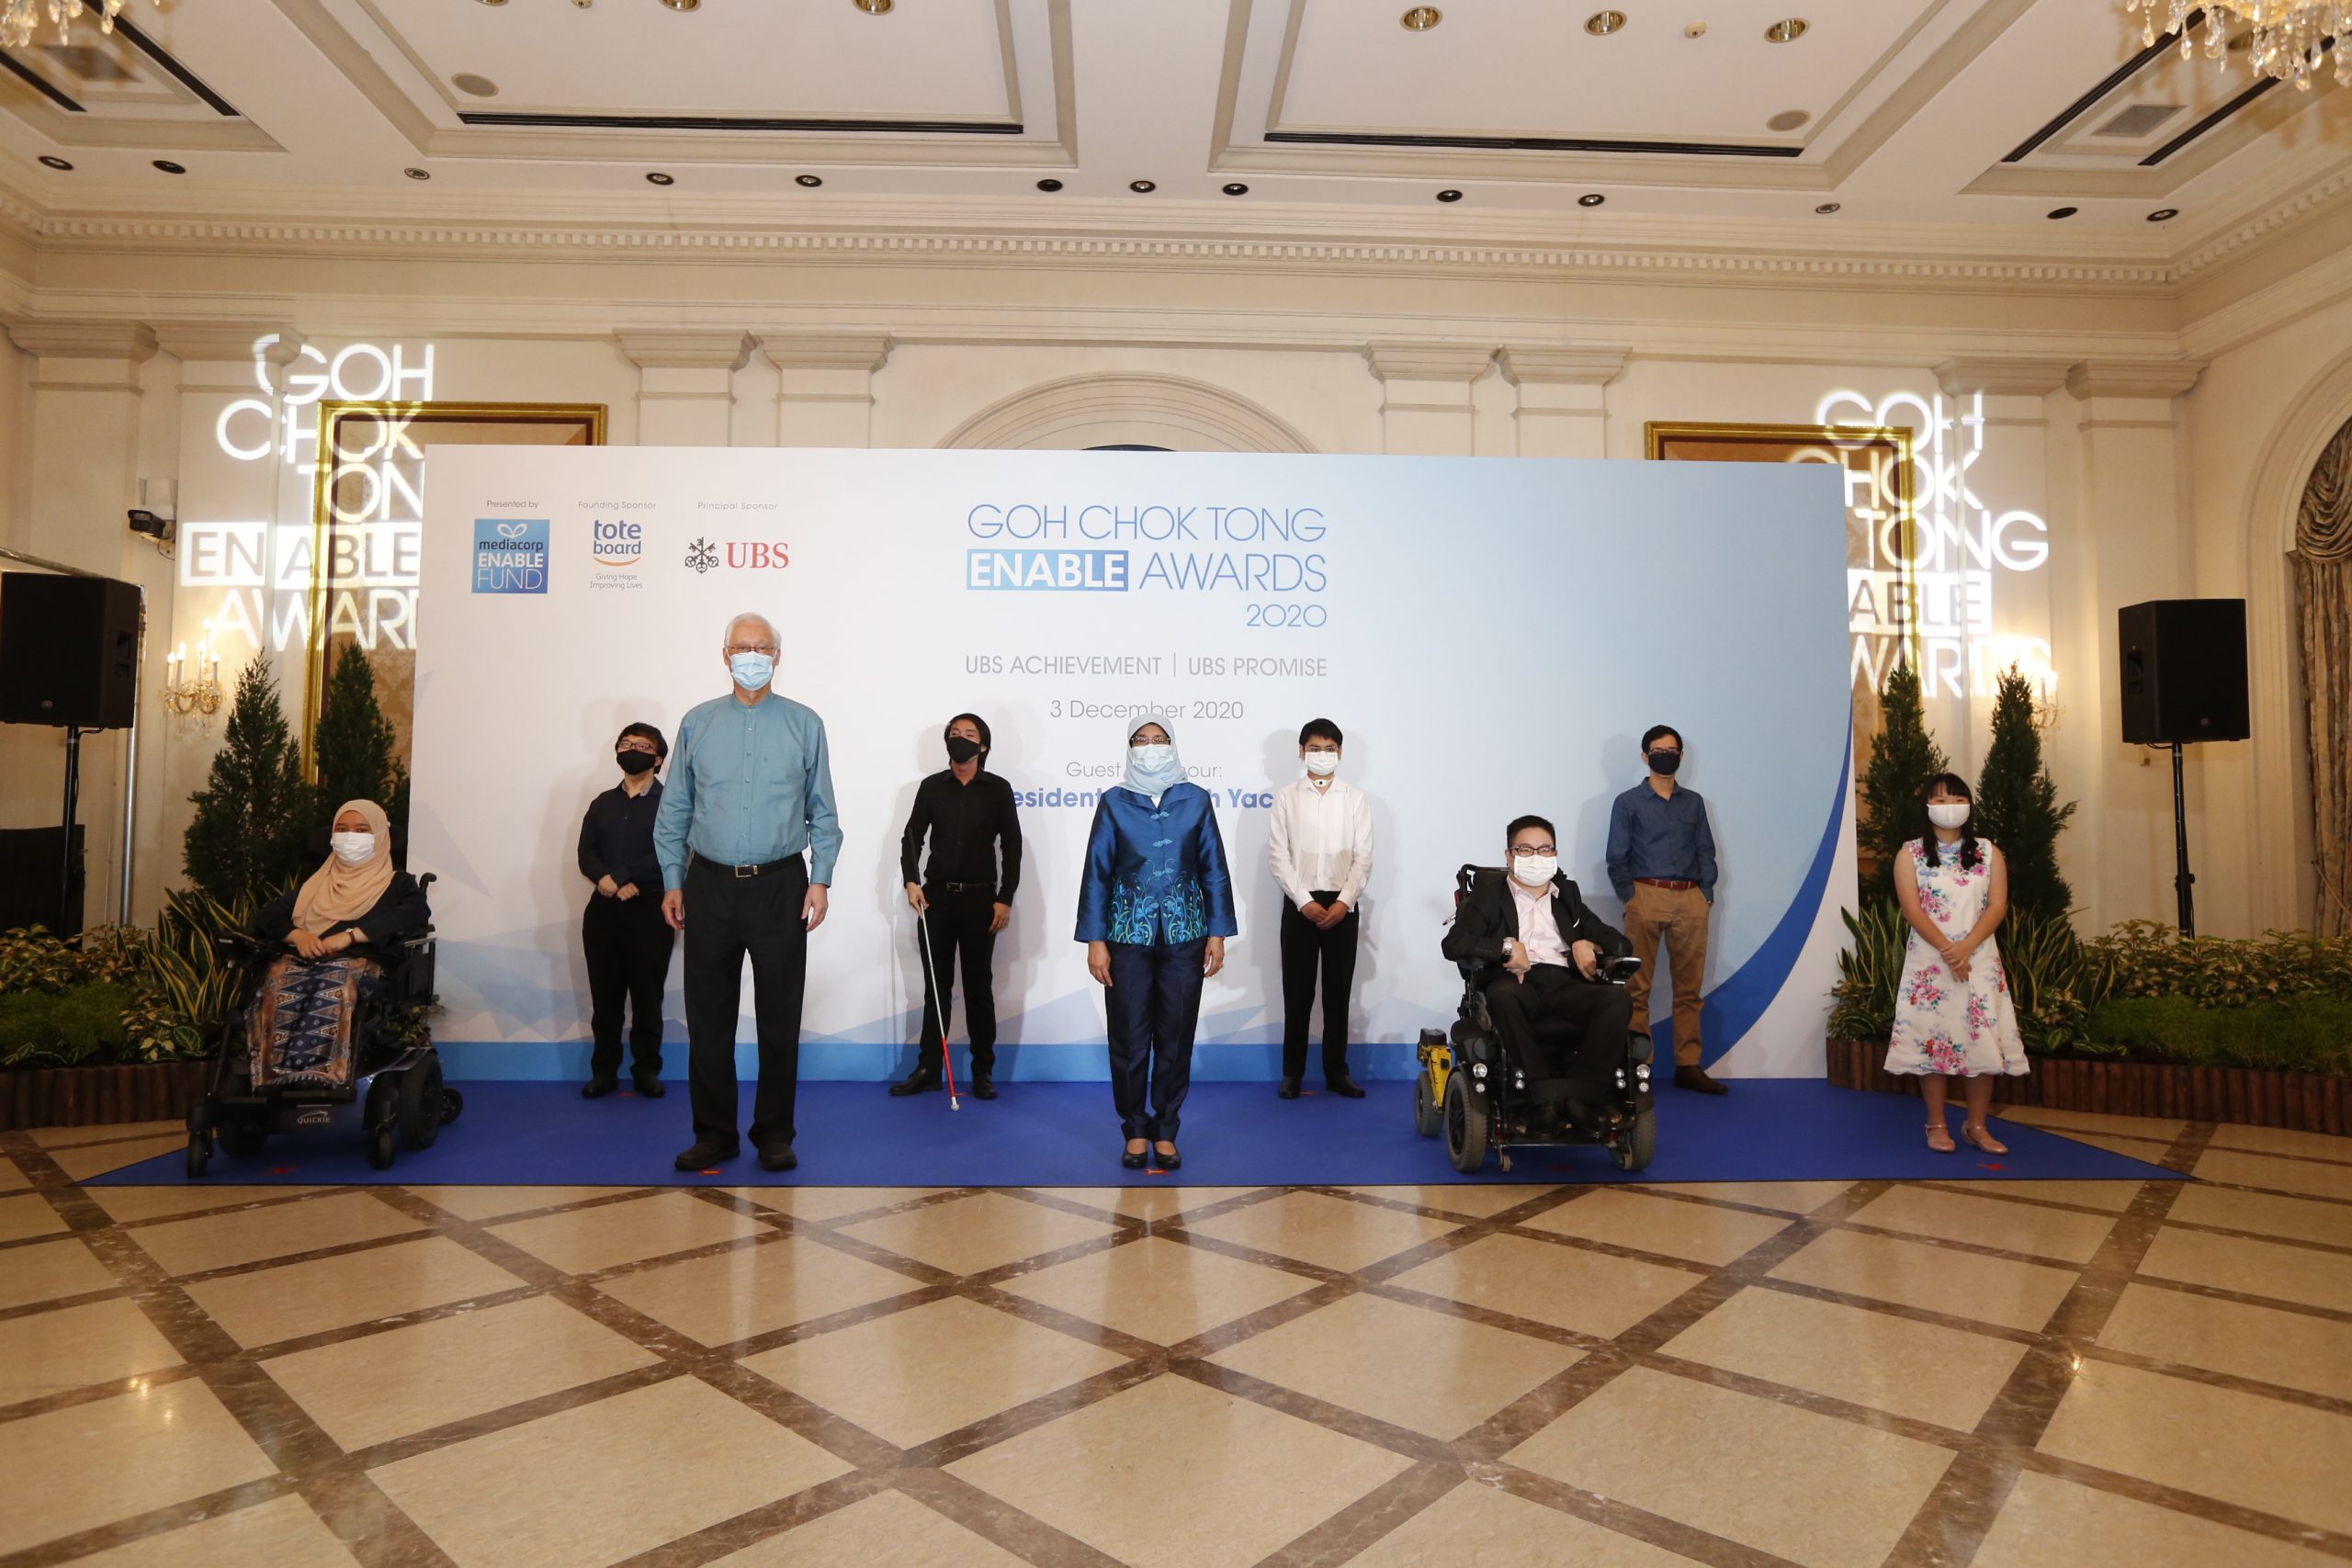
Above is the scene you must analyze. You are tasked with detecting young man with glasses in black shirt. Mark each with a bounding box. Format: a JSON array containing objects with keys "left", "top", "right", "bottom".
[{"left": 893, "top": 712, "right": 1023, "bottom": 1100}]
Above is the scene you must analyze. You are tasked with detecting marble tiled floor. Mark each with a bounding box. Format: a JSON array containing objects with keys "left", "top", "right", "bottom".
[{"left": 1, "top": 1106, "right": 2346, "bottom": 1568}]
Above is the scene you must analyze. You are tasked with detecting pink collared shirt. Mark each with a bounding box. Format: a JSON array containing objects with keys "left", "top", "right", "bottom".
[{"left": 1507, "top": 877, "right": 1571, "bottom": 967}]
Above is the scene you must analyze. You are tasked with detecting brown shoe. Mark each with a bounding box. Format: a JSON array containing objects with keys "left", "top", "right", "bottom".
[{"left": 1673, "top": 1066, "right": 1729, "bottom": 1095}]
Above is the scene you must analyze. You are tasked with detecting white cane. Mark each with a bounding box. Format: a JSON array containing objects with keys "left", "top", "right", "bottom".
[{"left": 911, "top": 905, "right": 961, "bottom": 1111}]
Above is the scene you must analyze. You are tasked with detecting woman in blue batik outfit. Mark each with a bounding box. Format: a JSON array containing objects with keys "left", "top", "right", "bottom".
[{"left": 1076, "top": 715, "right": 1237, "bottom": 1170}]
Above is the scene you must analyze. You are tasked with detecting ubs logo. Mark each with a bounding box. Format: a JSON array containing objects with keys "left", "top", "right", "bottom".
[
  {"left": 472, "top": 519, "right": 548, "bottom": 594},
  {"left": 684, "top": 537, "right": 718, "bottom": 574},
  {"left": 591, "top": 519, "right": 643, "bottom": 568},
  {"left": 684, "top": 536, "right": 789, "bottom": 572}
]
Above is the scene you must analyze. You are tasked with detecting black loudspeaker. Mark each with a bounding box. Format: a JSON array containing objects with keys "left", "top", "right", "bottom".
[
  {"left": 2119, "top": 598, "right": 2249, "bottom": 745},
  {"left": 0, "top": 572, "right": 141, "bottom": 729}
]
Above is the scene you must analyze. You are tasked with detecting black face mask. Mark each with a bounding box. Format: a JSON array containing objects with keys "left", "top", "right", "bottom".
[
  {"left": 616, "top": 750, "right": 659, "bottom": 776},
  {"left": 1647, "top": 750, "right": 1681, "bottom": 776},
  {"left": 945, "top": 736, "right": 984, "bottom": 765}
]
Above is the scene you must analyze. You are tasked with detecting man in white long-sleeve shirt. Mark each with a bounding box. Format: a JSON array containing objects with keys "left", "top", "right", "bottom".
[{"left": 1266, "top": 717, "right": 1375, "bottom": 1100}]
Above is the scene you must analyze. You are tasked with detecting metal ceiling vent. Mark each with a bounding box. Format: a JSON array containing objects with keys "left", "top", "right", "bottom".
[{"left": 2093, "top": 102, "right": 2184, "bottom": 137}]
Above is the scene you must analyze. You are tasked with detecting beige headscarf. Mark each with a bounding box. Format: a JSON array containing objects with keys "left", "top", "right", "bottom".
[{"left": 291, "top": 799, "right": 395, "bottom": 935}]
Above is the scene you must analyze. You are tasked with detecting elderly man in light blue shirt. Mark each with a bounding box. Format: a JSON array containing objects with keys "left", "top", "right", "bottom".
[{"left": 655, "top": 610, "right": 841, "bottom": 1172}]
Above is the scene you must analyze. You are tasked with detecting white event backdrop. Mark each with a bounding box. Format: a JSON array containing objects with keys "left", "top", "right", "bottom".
[{"left": 412, "top": 446, "right": 1855, "bottom": 1080}]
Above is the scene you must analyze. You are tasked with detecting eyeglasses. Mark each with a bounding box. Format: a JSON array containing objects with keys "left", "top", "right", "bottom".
[
  {"left": 1509, "top": 844, "right": 1557, "bottom": 858},
  {"left": 725, "top": 643, "right": 778, "bottom": 658},
  {"left": 616, "top": 739, "right": 658, "bottom": 754}
]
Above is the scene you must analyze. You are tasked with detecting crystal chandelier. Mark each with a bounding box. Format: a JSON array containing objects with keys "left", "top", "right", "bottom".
[
  {"left": 2125, "top": 2, "right": 2352, "bottom": 91},
  {"left": 1, "top": 0, "right": 138, "bottom": 51}
]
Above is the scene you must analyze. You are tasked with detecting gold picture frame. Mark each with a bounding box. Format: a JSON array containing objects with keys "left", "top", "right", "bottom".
[{"left": 306, "top": 400, "right": 607, "bottom": 780}]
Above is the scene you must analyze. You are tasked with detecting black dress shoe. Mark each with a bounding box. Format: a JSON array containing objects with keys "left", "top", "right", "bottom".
[
  {"left": 1674, "top": 1065, "right": 1729, "bottom": 1095},
  {"left": 1277, "top": 1076, "right": 1302, "bottom": 1100},
  {"left": 673, "top": 1139, "right": 740, "bottom": 1170},
  {"left": 1151, "top": 1144, "right": 1182, "bottom": 1171},
  {"left": 970, "top": 1077, "right": 998, "bottom": 1100},
  {"left": 1325, "top": 1074, "right": 1366, "bottom": 1100},
  {"left": 1121, "top": 1143, "right": 1148, "bottom": 1169},
  {"left": 631, "top": 1075, "right": 666, "bottom": 1100},
  {"left": 582, "top": 1074, "right": 617, "bottom": 1100},
  {"left": 757, "top": 1139, "right": 797, "bottom": 1172},
  {"left": 888, "top": 1068, "right": 941, "bottom": 1097}
]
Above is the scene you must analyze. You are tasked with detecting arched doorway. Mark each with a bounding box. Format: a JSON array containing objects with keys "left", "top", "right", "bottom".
[{"left": 938, "top": 373, "right": 1316, "bottom": 454}]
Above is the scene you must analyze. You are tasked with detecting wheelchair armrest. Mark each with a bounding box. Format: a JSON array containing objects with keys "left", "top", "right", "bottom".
[
  {"left": 416, "top": 873, "right": 437, "bottom": 893},
  {"left": 211, "top": 928, "right": 273, "bottom": 959},
  {"left": 1602, "top": 954, "right": 1642, "bottom": 985}
]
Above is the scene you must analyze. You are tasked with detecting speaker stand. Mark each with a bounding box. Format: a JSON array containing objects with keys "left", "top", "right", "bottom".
[
  {"left": 58, "top": 723, "right": 82, "bottom": 940},
  {"left": 2168, "top": 740, "right": 2196, "bottom": 937}
]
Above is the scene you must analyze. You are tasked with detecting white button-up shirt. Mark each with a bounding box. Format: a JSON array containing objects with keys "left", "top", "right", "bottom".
[
  {"left": 1507, "top": 878, "right": 1571, "bottom": 968},
  {"left": 1266, "top": 777, "right": 1374, "bottom": 908}
]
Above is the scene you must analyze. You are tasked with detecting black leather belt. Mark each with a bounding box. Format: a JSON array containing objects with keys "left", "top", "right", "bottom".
[
  {"left": 933, "top": 881, "right": 992, "bottom": 894},
  {"left": 693, "top": 852, "right": 798, "bottom": 879}
]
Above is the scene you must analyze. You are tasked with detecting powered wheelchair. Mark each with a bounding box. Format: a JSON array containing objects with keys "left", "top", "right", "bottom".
[
  {"left": 184, "top": 873, "right": 461, "bottom": 1178},
  {"left": 1414, "top": 864, "right": 1657, "bottom": 1174}
]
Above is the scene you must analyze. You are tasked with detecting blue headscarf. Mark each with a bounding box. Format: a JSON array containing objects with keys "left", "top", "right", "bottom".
[{"left": 1122, "top": 713, "right": 1186, "bottom": 803}]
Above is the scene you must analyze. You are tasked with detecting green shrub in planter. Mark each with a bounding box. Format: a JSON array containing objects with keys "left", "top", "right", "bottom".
[
  {"left": 2087, "top": 995, "right": 2352, "bottom": 1076},
  {"left": 2092, "top": 922, "right": 2352, "bottom": 1007},
  {"left": 0, "top": 983, "right": 136, "bottom": 1067}
]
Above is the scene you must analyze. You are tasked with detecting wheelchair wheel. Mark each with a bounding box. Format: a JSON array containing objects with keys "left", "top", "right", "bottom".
[
  {"left": 364, "top": 1074, "right": 401, "bottom": 1170},
  {"left": 1442, "top": 1070, "right": 1488, "bottom": 1174},
  {"left": 185, "top": 1129, "right": 211, "bottom": 1179},
  {"left": 1413, "top": 1070, "right": 1442, "bottom": 1138},
  {"left": 219, "top": 1107, "right": 268, "bottom": 1159},
  {"left": 440, "top": 1087, "right": 464, "bottom": 1126},
  {"left": 1613, "top": 1107, "right": 1657, "bottom": 1173},
  {"left": 399, "top": 1058, "right": 446, "bottom": 1151}
]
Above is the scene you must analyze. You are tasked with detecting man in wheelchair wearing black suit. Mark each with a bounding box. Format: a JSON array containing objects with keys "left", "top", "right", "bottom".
[{"left": 1442, "top": 813, "right": 1635, "bottom": 1125}]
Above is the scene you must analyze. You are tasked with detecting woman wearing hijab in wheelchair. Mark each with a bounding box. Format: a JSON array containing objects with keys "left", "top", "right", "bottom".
[
  {"left": 249, "top": 799, "right": 432, "bottom": 1077},
  {"left": 1442, "top": 814, "right": 1634, "bottom": 1130},
  {"left": 1076, "top": 716, "right": 1237, "bottom": 1171}
]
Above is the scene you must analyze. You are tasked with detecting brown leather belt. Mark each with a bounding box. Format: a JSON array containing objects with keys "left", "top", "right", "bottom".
[{"left": 1635, "top": 877, "right": 1699, "bottom": 891}]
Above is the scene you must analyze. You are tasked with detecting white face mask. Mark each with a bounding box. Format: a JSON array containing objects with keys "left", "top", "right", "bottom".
[
  {"left": 330, "top": 831, "right": 376, "bottom": 865},
  {"left": 1303, "top": 750, "right": 1338, "bottom": 776},
  {"left": 1927, "top": 802, "right": 1971, "bottom": 830},
  {"left": 1511, "top": 853, "right": 1558, "bottom": 886}
]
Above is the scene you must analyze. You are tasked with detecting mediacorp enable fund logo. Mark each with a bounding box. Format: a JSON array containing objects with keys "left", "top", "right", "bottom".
[{"left": 472, "top": 518, "right": 549, "bottom": 594}]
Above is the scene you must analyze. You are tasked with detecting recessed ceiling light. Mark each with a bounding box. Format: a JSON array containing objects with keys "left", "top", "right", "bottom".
[
  {"left": 796, "top": 174, "right": 823, "bottom": 187},
  {"left": 662, "top": 0, "right": 699, "bottom": 10},
  {"left": 1765, "top": 17, "right": 1809, "bottom": 42},
  {"left": 1815, "top": 202, "right": 1841, "bottom": 214},
  {"left": 1683, "top": 20, "right": 1707, "bottom": 38},
  {"left": 646, "top": 171, "right": 674, "bottom": 186},
  {"left": 1129, "top": 179, "right": 1156, "bottom": 193},
  {"left": 475, "top": 0, "right": 505, "bottom": 6},
  {"left": 1035, "top": 177, "right": 1063, "bottom": 192},
  {"left": 403, "top": 167, "right": 431, "bottom": 180},
  {"left": 1585, "top": 9, "right": 1625, "bottom": 34},
  {"left": 2146, "top": 207, "right": 2179, "bottom": 221},
  {"left": 38, "top": 154, "right": 73, "bottom": 170},
  {"left": 853, "top": 0, "right": 894, "bottom": 12},
  {"left": 1436, "top": 188, "right": 1464, "bottom": 202},
  {"left": 571, "top": 0, "right": 593, "bottom": 7},
  {"left": 1767, "top": 108, "right": 1810, "bottom": 131},
  {"left": 451, "top": 73, "right": 500, "bottom": 97},
  {"left": 153, "top": 160, "right": 186, "bottom": 175},
  {"left": 1400, "top": 6, "right": 1442, "bottom": 31},
  {"left": 2046, "top": 206, "right": 2078, "bottom": 220},
  {"left": 1222, "top": 182, "right": 1250, "bottom": 196},
  {"left": 1577, "top": 192, "right": 1605, "bottom": 207}
]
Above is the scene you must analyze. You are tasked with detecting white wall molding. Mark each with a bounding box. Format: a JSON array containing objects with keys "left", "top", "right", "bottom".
[{"left": 938, "top": 372, "right": 1316, "bottom": 454}]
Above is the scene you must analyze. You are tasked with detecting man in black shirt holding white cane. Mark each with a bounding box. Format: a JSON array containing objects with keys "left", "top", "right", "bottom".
[{"left": 893, "top": 713, "right": 1023, "bottom": 1100}]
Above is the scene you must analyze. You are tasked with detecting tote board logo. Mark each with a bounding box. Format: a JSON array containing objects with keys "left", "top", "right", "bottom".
[
  {"left": 590, "top": 519, "right": 643, "bottom": 567},
  {"left": 473, "top": 519, "right": 549, "bottom": 594}
]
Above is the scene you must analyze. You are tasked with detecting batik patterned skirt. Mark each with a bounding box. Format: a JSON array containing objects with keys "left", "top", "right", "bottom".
[{"left": 247, "top": 954, "right": 374, "bottom": 1089}]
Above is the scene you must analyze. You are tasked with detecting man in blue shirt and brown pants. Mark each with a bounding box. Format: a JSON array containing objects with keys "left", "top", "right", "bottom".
[
  {"left": 656, "top": 611, "right": 842, "bottom": 1171},
  {"left": 1606, "top": 724, "right": 1725, "bottom": 1095}
]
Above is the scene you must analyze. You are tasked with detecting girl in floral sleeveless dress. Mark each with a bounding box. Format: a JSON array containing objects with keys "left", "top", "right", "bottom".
[{"left": 1885, "top": 774, "right": 2028, "bottom": 1153}]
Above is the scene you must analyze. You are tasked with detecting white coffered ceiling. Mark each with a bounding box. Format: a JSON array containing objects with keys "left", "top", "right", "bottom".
[{"left": 0, "top": 0, "right": 2345, "bottom": 264}]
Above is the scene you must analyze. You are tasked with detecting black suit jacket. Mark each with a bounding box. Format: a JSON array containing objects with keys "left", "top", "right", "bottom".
[
  {"left": 1442, "top": 868, "right": 1629, "bottom": 978},
  {"left": 256, "top": 872, "right": 431, "bottom": 949}
]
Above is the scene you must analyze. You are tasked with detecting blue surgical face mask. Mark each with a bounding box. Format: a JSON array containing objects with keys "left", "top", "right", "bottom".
[
  {"left": 1126, "top": 742, "right": 1185, "bottom": 795},
  {"left": 729, "top": 651, "right": 775, "bottom": 692}
]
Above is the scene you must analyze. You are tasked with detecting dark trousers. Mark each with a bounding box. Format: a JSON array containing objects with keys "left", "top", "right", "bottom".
[
  {"left": 1483, "top": 966, "right": 1631, "bottom": 1095},
  {"left": 1280, "top": 891, "right": 1358, "bottom": 1080},
  {"left": 1104, "top": 939, "right": 1204, "bottom": 1142},
  {"left": 682, "top": 856, "right": 808, "bottom": 1148},
  {"left": 915, "top": 886, "right": 999, "bottom": 1077},
  {"left": 582, "top": 893, "right": 673, "bottom": 1079}
]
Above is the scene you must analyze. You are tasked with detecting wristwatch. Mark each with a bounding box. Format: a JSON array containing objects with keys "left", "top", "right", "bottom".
[{"left": 1500, "top": 938, "right": 1517, "bottom": 961}]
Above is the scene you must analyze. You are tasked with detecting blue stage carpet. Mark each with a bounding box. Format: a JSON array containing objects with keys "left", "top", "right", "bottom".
[{"left": 93, "top": 1079, "right": 2182, "bottom": 1189}]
